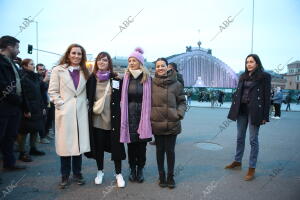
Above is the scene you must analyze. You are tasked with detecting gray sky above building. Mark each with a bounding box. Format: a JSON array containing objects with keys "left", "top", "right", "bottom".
[{"left": 0, "top": 0, "right": 299, "bottom": 73}]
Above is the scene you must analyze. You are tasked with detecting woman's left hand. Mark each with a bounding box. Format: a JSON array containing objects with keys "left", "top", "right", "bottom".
[{"left": 261, "top": 120, "right": 267, "bottom": 125}]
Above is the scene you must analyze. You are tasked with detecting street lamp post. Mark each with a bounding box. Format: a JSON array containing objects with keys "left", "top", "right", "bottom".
[{"left": 35, "top": 21, "right": 39, "bottom": 64}]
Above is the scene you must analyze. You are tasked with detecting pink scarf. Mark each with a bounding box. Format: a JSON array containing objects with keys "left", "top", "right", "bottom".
[{"left": 120, "top": 72, "right": 152, "bottom": 143}]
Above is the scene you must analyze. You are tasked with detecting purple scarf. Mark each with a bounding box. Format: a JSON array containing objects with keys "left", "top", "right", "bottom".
[
  {"left": 96, "top": 70, "right": 110, "bottom": 81},
  {"left": 120, "top": 72, "right": 152, "bottom": 143}
]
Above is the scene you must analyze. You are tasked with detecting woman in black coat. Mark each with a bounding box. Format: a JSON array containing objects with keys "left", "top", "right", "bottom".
[
  {"left": 119, "top": 48, "right": 152, "bottom": 183},
  {"left": 17, "top": 58, "right": 47, "bottom": 162},
  {"left": 85, "top": 52, "right": 126, "bottom": 188},
  {"left": 226, "top": 54, "right": 271, "bottom": 181}
]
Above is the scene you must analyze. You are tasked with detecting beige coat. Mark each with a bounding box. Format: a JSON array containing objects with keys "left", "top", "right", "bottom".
[{"left": 48, "top": 64, "right": 90, "bottom": 156}]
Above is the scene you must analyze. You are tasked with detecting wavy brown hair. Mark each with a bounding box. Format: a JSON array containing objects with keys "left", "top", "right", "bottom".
[
  {"left": 93, "top": 52, "right": 117, "bottom": 78},
  {"left": 58, "top": 43, "right": 90, "bottom": 80}
]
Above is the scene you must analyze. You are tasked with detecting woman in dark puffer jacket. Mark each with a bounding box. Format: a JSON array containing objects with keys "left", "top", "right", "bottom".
[{"left": 151, "top": 58, "right": 186, "bottom": 189}]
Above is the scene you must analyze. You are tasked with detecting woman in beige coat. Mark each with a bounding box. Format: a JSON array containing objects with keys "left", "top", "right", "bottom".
[{"left": 48, "top": 44, "right": 90, "bottom": 189}]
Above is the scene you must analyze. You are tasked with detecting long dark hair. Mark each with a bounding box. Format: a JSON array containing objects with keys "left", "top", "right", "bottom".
[
  {"left": 93, "top": 52, "right": 117, "bottom": 78},
  {"left": 239, "top": 54, "right": 264, "bottom": 81},
  {"left": 58, "top": 44, "right": 90, "bottom": 80}
]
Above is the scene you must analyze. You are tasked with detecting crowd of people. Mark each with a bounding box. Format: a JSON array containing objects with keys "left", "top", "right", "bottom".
[
  {"left": 0, "top": 36, "right": 187, "bottom": 189},
  {"left": 0, "top": 35, "right": 275, "bottom": 190}
]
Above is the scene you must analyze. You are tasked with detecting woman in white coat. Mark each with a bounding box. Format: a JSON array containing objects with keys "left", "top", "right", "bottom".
[{"left": 48, "top": 43, "right": 90, "bottom": 189}]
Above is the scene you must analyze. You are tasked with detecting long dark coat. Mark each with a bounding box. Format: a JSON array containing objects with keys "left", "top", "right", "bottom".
[
  {"left": 85, "top": 74, "right": 126, "bottom": 161},
  {"left": 19, "top": 69, "right": 46, "bottom": 133},
  {"left": 227, "top": 71, "right": 271, "bottom": 125}
]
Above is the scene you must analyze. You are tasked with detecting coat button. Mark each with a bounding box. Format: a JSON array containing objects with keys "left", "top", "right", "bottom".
[
  {"left": 234, "top": 102, "right": 236, "bottom": 104},
  {"left": 257, "top": 89, "right": 260, "bottom": 91},
  {"left": 259, "top": 105, "right": 261, "bottom": 107},
  {"left": 112, "top": 115, "right": 115, "bottom": 118},
  {"left": 112, "top": 128, "right": 115, "bottom": 131},
  {"left": 112, "top": 102, "right": 115, "bottom": 105},
  {"left": 258, "top": 97, "right": 260, "bottom": 100}
]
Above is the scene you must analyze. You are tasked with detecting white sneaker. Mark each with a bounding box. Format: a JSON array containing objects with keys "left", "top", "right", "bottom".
[
  {"left": 275, "top": 116, "right": 281, "bottom": 119},
  {"left": 95, "top": 170, "right": 104, "bottom": 185},
  {"left": 115, "top": 174, "right": 125, "bottom": 188},
  {"left": 271, "top": 116, "right": 276, "bottom": 119}
]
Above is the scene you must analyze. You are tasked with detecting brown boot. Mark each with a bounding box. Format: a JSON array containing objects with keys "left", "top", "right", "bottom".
[
  {"left": 224, "top": 161, "right": 241, "bottom": 169},
  {"left": 244, "top": 168, "right": 255, "bottom": 181}
]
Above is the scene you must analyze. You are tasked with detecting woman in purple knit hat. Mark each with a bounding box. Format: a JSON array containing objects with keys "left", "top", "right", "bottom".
[{"left": 120, "top": 47, "right": 152, "bottom": 183}]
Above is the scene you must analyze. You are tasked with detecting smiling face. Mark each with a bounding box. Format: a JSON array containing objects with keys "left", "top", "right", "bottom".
[
  {"left": 68, "top": 47, "right": 82, "bottom": 66},
  {"left": 128, "top": 57, "right": 141, "bottom": 70},
  {"left": 96, "top": 56, "right": 109, "bottom": 71},
  {"left": 246, "top": 56, "right": 258, "bottom": 73},
  {"left": 156, "top": 60, "right": 168, "bottom": 76}
]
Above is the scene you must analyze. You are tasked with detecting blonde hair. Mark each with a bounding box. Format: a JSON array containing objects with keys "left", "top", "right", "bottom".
[{"left": 125, "top": 64, "right": 150, "bottom": 83}]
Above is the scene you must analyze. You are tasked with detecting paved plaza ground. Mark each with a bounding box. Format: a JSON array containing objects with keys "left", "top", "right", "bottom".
[{"left": 1, "top": 106, "right": 299, "bottom": 200}]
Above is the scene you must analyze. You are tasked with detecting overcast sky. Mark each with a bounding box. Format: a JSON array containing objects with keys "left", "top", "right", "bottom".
[{"left": 1, "top": 0, "right": 299, "bottom": 73}]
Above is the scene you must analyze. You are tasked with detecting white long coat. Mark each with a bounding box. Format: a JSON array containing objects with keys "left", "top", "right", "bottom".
[{"left": 48, "top": 64, "right": 90, "bottom": 156}]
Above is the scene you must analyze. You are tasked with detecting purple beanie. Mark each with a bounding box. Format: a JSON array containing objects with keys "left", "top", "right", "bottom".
[{"left": 129, "top": 47, "right": 144, "bottom": 65}]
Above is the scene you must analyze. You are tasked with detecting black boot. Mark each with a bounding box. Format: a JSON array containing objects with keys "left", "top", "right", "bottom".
[
  {"left": 158, "top": 171, "right": 167, "bottom": 188},
  {"left": 136, "top": 167, "right": 144, "bottom": 183},
  {"left": 19, "top": 152, "right": 33, "bottom": 162},
  {"left": 129, "top": 166, "right": 136, "bottom": 182},
  {"left": 29, "top": 147, "right": 45, "bottom": 156},
  {"left": 59, "top": 175, "right": 70, "bottom": 189},
  {"left": 167, "top": 173, "right": 175, "bottom": 189},
  {"left": 73, "top": 173, "right": 85, "bottom": 185}
]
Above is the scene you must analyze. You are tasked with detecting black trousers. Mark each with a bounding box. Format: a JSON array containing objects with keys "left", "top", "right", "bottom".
[
  {"left": 94, "top": 128, "right": 121, "bottom": 174},
  {"left": 155, "top": 135, "right": 177, "bottom": 175},
  {"left": 127, "top": 142, "right": 147, "bottom": 168},
  {"left": 0, "top": 110, "right": 21, "bottom": 168},
  {"left": 274, "top": 103, "right": 281, "bottom": 117},
  {"left": 60, "top": 155, "right": 82, "bottom": 177}
]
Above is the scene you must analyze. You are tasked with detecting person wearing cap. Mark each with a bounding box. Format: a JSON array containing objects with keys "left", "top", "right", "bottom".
[{"left": 120, "top": 47, "right": 152, "bottom": 183}]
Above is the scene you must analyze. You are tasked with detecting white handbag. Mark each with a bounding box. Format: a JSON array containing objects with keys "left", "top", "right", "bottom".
[{"left": 93, "top": 81, "right": 110, "bottom": 114}]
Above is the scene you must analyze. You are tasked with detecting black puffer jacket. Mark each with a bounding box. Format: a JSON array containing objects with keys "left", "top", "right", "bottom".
[
  {"left": 19, "top": 69, "right": 47, "bottom": 133},
  {"left": 128, "top": 73, "right": 151, "bottom": 143}
]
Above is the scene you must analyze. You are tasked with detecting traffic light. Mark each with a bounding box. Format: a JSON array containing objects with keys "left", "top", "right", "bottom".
[{"left": 28, "top": 44, "right": 33, "bottom": 54}]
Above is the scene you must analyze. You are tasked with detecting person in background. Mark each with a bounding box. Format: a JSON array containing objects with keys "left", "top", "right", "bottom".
[
  {"left": 271, "top": 87, "right": 283, "bottom": 119},
  {"left": 85, "top": 51, "right": 126, "bottom": 188},
  {"left": 168, "top": 62, "right": 184, "bottom": 86},
  {"left": 36, "top": 63, "right": 53, "bottom": 144},
  {"left": 151, "top": 57, "right": 186, "bottom": 188},
  {"left": 120, "top": 47, "right": 152, "bottom": 183},
  {"left": 218, "top": 90, "right": 225, "bottom": 107},
  {"left": 285, "top": 92, "right": 292, "bottom": 111},
  {"left": 17, "top": 59, "right": 46, "bottom": 162},
  {"left": 226, "top": 54, "right": 271, "bottom": 181},
  {"left": 0, "top": 35, "right": 26, "bottom": 171},
  {"left": 48, "top": 44, "right": 90, "bottom": 189}
]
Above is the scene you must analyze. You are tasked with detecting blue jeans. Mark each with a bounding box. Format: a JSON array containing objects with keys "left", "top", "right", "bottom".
[
  {"left": 60, "top": 155, "right": 82, "bottom": 177},
  {"left": 234, "top": 114, "right": 260, "bottom": 168}
]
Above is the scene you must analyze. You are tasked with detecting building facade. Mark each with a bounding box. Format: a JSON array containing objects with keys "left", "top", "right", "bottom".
[
  {"left": 167, "top": 44, "right": 238, "bottom": 88},
  {"left": 283, "top": 61, "right": 300, "bottom": 90}
]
